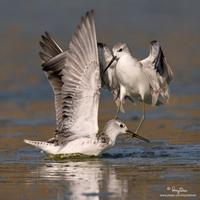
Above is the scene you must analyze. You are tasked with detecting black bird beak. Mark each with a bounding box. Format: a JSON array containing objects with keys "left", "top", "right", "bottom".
[
  {"left": 103, "top": 56, "right": 116, "bottom": 74},
  {"left": 126, "top": 130, "right": 150, "bottom": 143}
]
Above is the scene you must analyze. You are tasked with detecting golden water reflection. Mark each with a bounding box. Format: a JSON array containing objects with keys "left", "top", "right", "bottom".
[{"left": 1, "top": 160, "right": 199, "bottom": 200}]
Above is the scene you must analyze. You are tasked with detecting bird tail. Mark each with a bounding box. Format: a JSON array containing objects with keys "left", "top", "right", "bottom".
[{"left": 24, "top": 139, "right": 58, "bottom": 154}]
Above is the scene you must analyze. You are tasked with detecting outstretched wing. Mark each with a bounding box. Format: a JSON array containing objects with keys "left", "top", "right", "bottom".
[
  {"left": 140, "top": 40, "right": 173, "bottom": 83},
  {"left": 39, "top": 32, "right": 64, "bottom": 132},
  {"left": 42, "top": 10, "right": 100, "bottom": 139},
  {"left": 98, "top": 43, "right": 121, "bottom": 108},
  {"left": 141, "top": 40, "right": 174, "bottom": 105}
]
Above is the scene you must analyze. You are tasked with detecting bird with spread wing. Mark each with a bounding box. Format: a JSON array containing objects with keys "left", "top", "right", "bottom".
[
  {"left": 103, "top": 41, "right": 174, "bottom": 134},
  {"left": 24, "top": 10, "right": 149, "bottom": 156}
]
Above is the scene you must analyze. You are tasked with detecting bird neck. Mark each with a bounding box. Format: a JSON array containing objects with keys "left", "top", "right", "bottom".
[
  {"left": 96, "top": 131, "right": 118, "bottom": 146},
  {"left": 120, "top": 52, "right": 131, "bottom": 59},
  {"left": 117, "top": 53, "right": 139, "bottom": 70}
]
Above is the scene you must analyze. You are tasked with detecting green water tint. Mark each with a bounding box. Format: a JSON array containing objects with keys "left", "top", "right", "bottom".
[{"left": 47, "top": 153, "right": 98, "bottom": 161}]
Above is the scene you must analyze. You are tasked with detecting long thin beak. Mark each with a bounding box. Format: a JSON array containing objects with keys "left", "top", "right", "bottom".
[
  {"left": 126, "top": 130, "right": 150, "bottom": 143},
  {"left": 103, "top": 56, "right": 116, "bottom": 74}
]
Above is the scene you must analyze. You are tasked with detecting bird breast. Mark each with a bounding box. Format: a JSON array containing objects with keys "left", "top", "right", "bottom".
[{"left": 115, "top": 55, "right": 150, "bottom": 96}]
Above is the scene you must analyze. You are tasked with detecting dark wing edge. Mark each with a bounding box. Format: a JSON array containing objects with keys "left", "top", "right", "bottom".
[
  {"left": 42, "top": 10, "right": 100, "bottom": 139},
  {"left": 151, "top": 41, "right": 174, "bottom": 83},
  {"left": 39, "top": 32, "right": 64, "bottom": 132},
  {"left": 39, "top": 32, "right": 63, "bottom": 62},
  {"left": 97, "top": 42, "right": 113, "bottom": 86},
  {"left": 97, "top": 43, "right": 122, "bottom": 110},
  {"left": 141, "top": 41, "right": 174, "bottom": 105},
  {"left": 141, "top": 40, "right": 174, "bottom": 84}
]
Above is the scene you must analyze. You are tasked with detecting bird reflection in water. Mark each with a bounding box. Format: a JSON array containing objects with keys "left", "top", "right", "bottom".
[{"left": 35, "top": 161, "right": 126, "bottom": 200}]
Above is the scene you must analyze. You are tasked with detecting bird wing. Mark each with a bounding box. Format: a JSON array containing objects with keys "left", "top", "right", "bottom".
[
  {"left": 39, "top": 32, "right": 64, "bottom": 132},
  {"left": 42, "top": 10, "right": 100, "bottom": 139},
  {"left": 140, "top": 41, "right": 174, "bottom": 105},
  {"left": 140, "top": 40, "right": 173, "bottom": 84},
  {"left": 98, "top": 43, "right": 120, "bottom": 103}
]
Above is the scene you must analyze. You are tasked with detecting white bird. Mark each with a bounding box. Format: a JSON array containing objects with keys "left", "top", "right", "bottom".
[
  {"left": 104, "top": 41, "right": 174, "bottom": 134},
  {"left": 24, "top": 10, "right": 149, "bottom": 156}
]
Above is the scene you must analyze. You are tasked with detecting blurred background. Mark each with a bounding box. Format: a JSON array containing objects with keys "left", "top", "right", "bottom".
[{"left": 0, "top": 0, "right": 199, "bottom": 199}]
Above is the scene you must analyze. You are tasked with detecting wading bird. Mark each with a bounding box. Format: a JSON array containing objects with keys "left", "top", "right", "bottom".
[
  {"left": 104, "top": 41, "right": 173, "bottom": 134},
  {"left": 24, "top": 10, "right": 149, "bottom": 156}
]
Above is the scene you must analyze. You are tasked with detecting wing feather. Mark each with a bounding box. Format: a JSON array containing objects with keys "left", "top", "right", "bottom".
[
  {"left": 141, "top": 40, "right": 174, "bottom": 83},
  {"left": 61, "top": 11, "right": 100, "bottom": 137},
  {"left": 39, "top": 32, "right": 64, "bottom": 131},
  {"left": 141, "top": 40, "right": 174, "bottom": 105},
  {"left": 98, "top": 43, "right": 121, "bottom": 108},
  {"left": 42, "top": 10, "right": 100, "bottom": 139}
]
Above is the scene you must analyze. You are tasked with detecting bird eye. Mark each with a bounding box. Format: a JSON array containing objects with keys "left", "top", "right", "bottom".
[
  {"left": 118, "top": 48, "right": 123, "bottom": 52},
  {"left": 120, "top": 124, "right": 124, "bottom": 128}
]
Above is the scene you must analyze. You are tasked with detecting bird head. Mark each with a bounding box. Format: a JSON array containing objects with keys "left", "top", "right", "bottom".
[
  {"left": 112, "top": 42, "right": 130, "bottom": 59},
  {"left": 103, "top": 42, "right": 130, "bottom": 74},
  {"left": 103, "top": 119, "right": 150, "bottom": 145}
]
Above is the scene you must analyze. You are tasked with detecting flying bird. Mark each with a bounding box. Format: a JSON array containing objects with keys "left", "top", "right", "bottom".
[
  {"left": 24, "top": 10, "right": 149, "bottom": 156},
  {"left": 104, "top": 41, "right": 173, "bottom": 134}
]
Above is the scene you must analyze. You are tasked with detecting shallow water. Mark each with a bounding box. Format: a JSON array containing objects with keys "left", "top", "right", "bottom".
[
  {"left": 1, "top": 142, "right": 200, "bottom": 199},
  {"left": 1, "top": 0, "right": 200, "bottom": 199}
]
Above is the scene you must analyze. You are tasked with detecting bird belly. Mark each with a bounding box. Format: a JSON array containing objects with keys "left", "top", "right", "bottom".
[
  {"left": 116, "top": 58, "right": 150, "bottom": 101},
  {"left": 57, "top": 137, "right": 105, "bottom": 156}
]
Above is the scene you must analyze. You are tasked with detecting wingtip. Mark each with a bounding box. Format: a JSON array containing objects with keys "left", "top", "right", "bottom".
[
  {"left": 97, "top": 42, "right": 106, "bottom": 48},
  {"left": 40, "top": 31, "right": 48, "bottom": 39},
  {"left": 88, "top": 9, "right": 94, "bottom": 14},
  {"left": 90, "top": 9, "right": 94, "bottom": 15},
  {"left": 41, "top": 63, "right": 48, "bottom": 71},
  {"left": 151, "top": 40, "right": 158, "bottom": 45},
  {"left": 150, "top": 40, "right": 162, "bottom": 55},
  {"left": 83, "top": 9, "right": 94, "bottom": 20},
  {"left": 85, "top": 9, "right": 95, "bottom": 19},
  {"left": 39, "top": 40, "right": 44, "bottom": 47},
  {"left": 45, "top": 31, "right": 49, "bottom": 36}
]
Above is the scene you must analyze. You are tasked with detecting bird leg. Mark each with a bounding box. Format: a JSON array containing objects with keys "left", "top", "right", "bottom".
[
  {"left": 115, "top": 100, "right": 122, "bottom": 119},
  {"left": 113, "top": 90, "right": 120, "bottom": 119},
  {"left": 114, "top": 87, "right": 126, "bottom": 119},
  {"left": 134, "top": 103, "right": 145, "bottom": 134}
]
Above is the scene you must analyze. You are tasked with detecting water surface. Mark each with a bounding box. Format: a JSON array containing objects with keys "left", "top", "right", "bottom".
[{"left": 0, "top": 0, "right": 200, "bottom": 199}]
